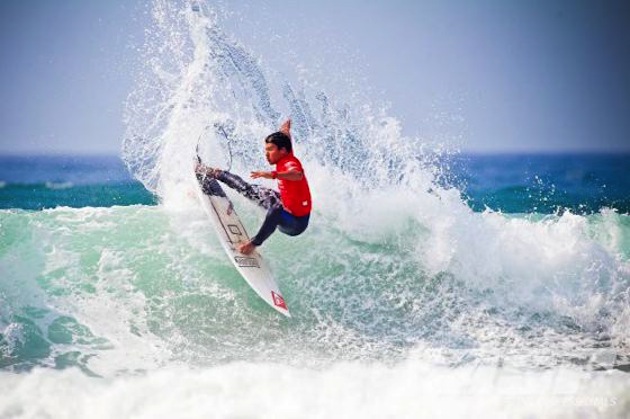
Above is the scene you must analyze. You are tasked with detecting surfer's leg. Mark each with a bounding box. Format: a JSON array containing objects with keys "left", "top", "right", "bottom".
[
  {"left": 277, "top": 211, "right": 310, "bottom": 236},
  {"left": 251, "top": 207, "right": 310, "bottom": 246},
  {"left": 216, "top": 170, "right": 280, "bottom": 210},
  {"left": 251, "top": 202, "right": 283, "bottom": 246}
]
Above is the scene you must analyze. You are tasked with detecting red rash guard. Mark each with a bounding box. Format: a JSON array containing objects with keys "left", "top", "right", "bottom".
[{"left": 276, "top": 155, "right": 312, "bottom": 217}]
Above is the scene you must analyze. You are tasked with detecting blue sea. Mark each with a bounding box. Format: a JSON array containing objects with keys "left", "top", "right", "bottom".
[{"left": 1, "top": 1, "right": 629, "bottom": 418}]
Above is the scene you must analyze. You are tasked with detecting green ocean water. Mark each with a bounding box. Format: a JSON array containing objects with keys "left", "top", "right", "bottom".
[{"left": 2, "top": 194, "right": 629, "bottom": 374}]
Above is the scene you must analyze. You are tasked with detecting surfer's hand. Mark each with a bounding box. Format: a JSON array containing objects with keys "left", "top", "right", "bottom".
[{"left": 250, "top": 171, "right": 274, "bottom": 179}]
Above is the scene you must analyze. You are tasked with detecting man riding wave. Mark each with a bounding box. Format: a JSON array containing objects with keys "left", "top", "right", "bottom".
[{"left": 196, "top": 120, "right": 312, "bottom": 255}]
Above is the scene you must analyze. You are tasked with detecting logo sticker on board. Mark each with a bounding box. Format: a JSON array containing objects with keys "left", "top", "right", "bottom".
[
  {"left": 234, "top": 256, "right": 260, "bottom": 268},
  {"left": 271, "top": 291, "right": 287, "bottom": 310}
]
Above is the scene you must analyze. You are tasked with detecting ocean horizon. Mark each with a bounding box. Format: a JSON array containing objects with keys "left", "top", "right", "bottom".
[{"left": 1, "top": 151, "right": 628, "bottom": 214}]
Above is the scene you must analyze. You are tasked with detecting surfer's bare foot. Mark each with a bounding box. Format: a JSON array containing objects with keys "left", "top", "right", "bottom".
[
  {"left": 195, "top": 163, "right": 221, "bottom": 178},
  {"left": 238, "top": 241, "right": 256, "bottom": 255},
  {"left": 194, "top": 163, "right": 206, "bottom": 174}
]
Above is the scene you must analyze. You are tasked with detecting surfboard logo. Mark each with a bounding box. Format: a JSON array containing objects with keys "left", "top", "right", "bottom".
[
  {"left": 234, "top": 256, "right": 260, "bottom": 268},
  {"left": 271, "top": 291, "right": 287, "bottom": 310}
]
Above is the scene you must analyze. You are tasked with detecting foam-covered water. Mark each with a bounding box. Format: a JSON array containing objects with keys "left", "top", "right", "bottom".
[
  {"left": 1, "top": 0, "right": 629, "bottom": 417},
  {"left": 1, "top": 361, "right": 628, "bottom": 418}
]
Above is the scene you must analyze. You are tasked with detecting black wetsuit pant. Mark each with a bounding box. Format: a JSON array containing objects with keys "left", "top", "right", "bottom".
[{"left": 216, "top": 171, "right": 310, "bottom": 246}]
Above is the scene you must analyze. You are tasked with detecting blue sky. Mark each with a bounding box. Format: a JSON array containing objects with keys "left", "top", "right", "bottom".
[{"left": 1, "top": 0, "right": 629, "bottom": 154}]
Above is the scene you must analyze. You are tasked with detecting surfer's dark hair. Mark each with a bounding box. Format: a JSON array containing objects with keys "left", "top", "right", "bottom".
[{"left": 265, "top": 132, "right": 292, "bottom": 153}]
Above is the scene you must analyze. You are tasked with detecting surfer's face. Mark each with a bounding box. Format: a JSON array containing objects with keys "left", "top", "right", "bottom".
[{"left": 265, "top": 142, "right": 287, "bottom": 164}]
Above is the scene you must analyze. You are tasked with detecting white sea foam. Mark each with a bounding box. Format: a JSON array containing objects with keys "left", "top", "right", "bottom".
[{"left": 0, "top": 361, "right": 628, "bottom": 419}]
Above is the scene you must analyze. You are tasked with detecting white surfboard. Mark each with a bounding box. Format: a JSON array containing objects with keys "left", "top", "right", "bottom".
[{"left": 195, "top": 170, "right": 291, "bottom": 317}]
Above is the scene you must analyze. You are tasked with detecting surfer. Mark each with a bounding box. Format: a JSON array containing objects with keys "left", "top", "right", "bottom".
[{"left": 196, "top": 120, "right": 312, "bottom": 255}]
